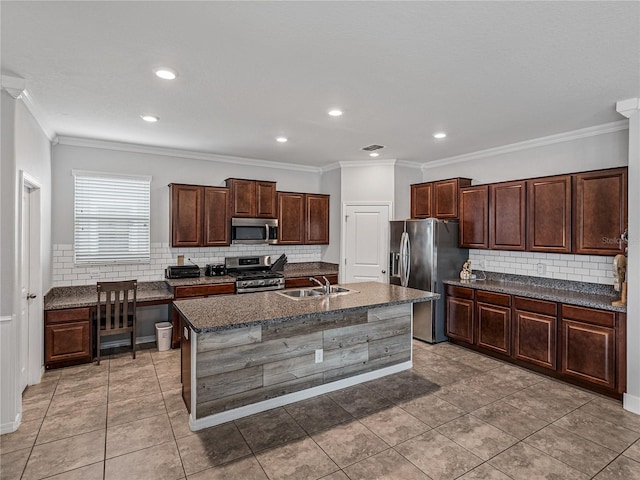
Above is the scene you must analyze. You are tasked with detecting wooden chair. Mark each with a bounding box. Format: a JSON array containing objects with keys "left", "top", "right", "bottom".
[{"left": 96, "top": 280, "right": 137, "bottom": 365}]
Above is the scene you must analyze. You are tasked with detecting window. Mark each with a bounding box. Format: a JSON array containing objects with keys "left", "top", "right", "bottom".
[{"left": 73, "top": 171, "right": 151, "bottom": 264}]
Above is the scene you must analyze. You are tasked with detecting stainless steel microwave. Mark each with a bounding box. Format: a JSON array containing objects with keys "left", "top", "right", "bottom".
[{"left": 231, "top": 218, "right": 278, "bottom": 244}]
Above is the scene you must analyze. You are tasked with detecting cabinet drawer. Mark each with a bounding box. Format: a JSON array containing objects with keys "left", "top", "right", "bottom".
[
  {"left": 445, "top": 285, "right": 474, "bottom": 300},
  {"left": 174, "top": 283, "right": 235, "bottom": 298},
  {"left": 477, "top": 290, "right": 510, "bottom": 307},
  {"left": 513, "top": 296, "right": 557, "bottom": 316},
  {"left": 46, "top": 307, "right": 91, "bottom": 324},
  {"left": 562, "top": 305, "right": 614, "bottom": 327}
]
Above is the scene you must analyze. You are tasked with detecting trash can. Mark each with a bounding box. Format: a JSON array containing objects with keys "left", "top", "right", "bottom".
[{"left": 155, "top": 322, "right": 173, "bottom": 351}]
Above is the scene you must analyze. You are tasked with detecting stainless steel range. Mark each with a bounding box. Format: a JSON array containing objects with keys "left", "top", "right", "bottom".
[{"left": 225, "top": 256, "right": 285, "bottom": 294}]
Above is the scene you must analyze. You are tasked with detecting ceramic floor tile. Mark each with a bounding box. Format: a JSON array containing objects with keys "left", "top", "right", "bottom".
[
  {"left": 399, "top": 394, "right": 466, "bottom": 428},
  {"left": 434, "top": 379, "right": 503, "bottom": 412},
  {"left": 625, "top": 440, "right": 640, "bottom": 463},
  {"left": 580, "top": 397, "right": 640, "bottom": 433},
  {"left": 365, "top": 371, "right": 440, "bottom": 403},
  {"left": 553, "top": 409, "right": 640, "bottom": 453},
  {"left": 457, "top": 463, "right": 513, "bottom": 479},
  {"left": 169, "top": 409, "right": 194, "bottom": 439},
  {"left": 55, "top": 369, "right": 109, "bottom": 395},
  {"left": 284, "top": 395, "right": 353, "bottom": 434},
  {"left": 158, "top": 372, "right": 183, "bottom": 392},
  {"left": 525, "top": 424, "right": 618, "bottom": 476},
  {"left": 109, "top": 350, "right": 153, "bottom": 371},
  {"left": 0, "top": 418, "right": 42, "bottom": 453},
  {"left": 471, "top": 400, "right": 548, "bottom": 439},
  {"left": 104, "top": 440, "right": 184, "bottom": 480},
  {"left": 108, "top": 364, "right": 157, "bottom": 385},
  {"left": 177, "top": 422, "right": 252, "bottom": 475},
  {"left": 235, "top": 408, "right": 307, "bottom": 453},
  {"left": 47, "top": 385, "right": 108, "bottom": 417},
  {"left": 593, "top": 455, "right": 640, "bottom": 480},
  {"left": 107, "top": 392, "right": 166, "bottom": 426},
  {"left": 22, "top": 379, "right": 58, "bottom": 403},
  {"left": 163, "top": 388, "right": 189, "bottom": 414},
  {"left": 0, "top": 447, "right": 31, "bottom": 480},
  {"left": 436, "top": 414, "right": 518, "bottom": 461},
  {"left": 106, "top": 412, "right": 173, "bottom": 458},
  {"left": 187, "top": 455, "right": 268, "bottom": 480},
  {"left": 108, "top": 375, "right": 161, "bottom": 403},
  {"left": 359, "top": 406, "right": 429, "bottom": 446},
  {"left": 488, "top": 442, "right": 589, "bottom": 480},
  {"left": 343, "top": 448, "right": 430, "bottom": 480},
  {"left": 21, "top": 397, "right": 52, "bottom": 422},
  {"left": 311, "top": 421, "right": 387, "bottom": 468},
  {"left": 454, "top": 352, "right": 504, "bottom": 372},
  {"left": 318, "top": 471, "right": 349, "bottom": 480},
  {"left": 59, "top": 362, "right": 109, "bottom": 379},
  {"left": 22, "top": 429, "right": 105, "bottom": 480},
  {"left": 394, "top": 429, "right": 483, "bottom": 480},
  {"left": 37, "top": 404, "right": 106, "bottom": 445},
  {"left": 328, "top": 384, "right": 392, "bottom": 418},
  {"left": 256, "top": 436, "right": 339, "bottom": 480},
  {"left": 43, "top": 462, "right": 104, "bottom": 480}
]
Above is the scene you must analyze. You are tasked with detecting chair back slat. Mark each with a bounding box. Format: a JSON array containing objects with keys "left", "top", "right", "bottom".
[{"left": 95, "top": 279, "right": 138, "bottom": 364}]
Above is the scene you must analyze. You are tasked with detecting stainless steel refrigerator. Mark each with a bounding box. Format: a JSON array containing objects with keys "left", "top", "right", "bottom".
[{"left": 390, "top": 219, "right": 468, "bottom": 343}]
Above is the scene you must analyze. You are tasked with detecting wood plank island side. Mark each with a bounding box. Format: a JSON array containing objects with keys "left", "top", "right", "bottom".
[{"left": 173, "top": 282, "right": 438, "bottom": 431}]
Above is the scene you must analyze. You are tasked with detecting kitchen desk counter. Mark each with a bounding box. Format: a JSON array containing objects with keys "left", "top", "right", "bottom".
[
  {"left": 443, "top": 274, "right": 625, "bottom": 313},
  {"left": 44, "top": 281, "right": 173, "bottom": 310}
]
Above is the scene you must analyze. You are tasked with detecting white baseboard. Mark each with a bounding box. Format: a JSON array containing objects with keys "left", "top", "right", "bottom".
[
  {"left": 99, "top": 335, "right": 156, "bottom": 349},
  {"left": 0, "top": 411, "right": 22, "bottom": 435},
  {"left": 189, "top": 360, "right": 412, "bottom": 431},
  {"left": 624, "top": 393, "right": 640, "bottom": 415}
]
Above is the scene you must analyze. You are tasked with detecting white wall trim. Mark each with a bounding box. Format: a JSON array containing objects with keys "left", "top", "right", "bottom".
[
  {"left": 624, "top": 393, "right": 640, "bottom": 416},
  {"left": 617, "top": 98, "right": 640, "bottom": 118},
  {"left": 321, "top": 162, "right": 341, "bottom": 173},
  {"left": 339, "top": 159, "right": 397, "bottom": 168},
  {"left": 396, "top": 160, "right": 422, "bottom": 169},
  {"left": 55, "top": 136, "right": 323, "bottom": 174},
  {"left": 0, "top": 316, "right": 12, "bottom": 323},
  {"left": 0, "top": 411, "right": 22, "bottom": 435},
  {"left": 422, "top": 120, "right": 629, "bottom": 170},
  {"left": 0, "top": 77, "right": 55, "bottom": 141},
  {"left": 189, "top": 360, "right": 412, "bottom": 431}
]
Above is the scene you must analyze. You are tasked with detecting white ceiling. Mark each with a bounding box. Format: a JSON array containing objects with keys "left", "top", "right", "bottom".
[{"left": 2, "top": 1, "right": 638, "bottom": 168}]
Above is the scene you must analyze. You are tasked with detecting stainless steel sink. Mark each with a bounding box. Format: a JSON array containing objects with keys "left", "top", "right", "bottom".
[{"left": 276, "top": 286, "right": 356, "bottom": 300}]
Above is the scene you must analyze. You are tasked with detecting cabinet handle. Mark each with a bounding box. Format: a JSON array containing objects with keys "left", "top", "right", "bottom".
[{"left": 27, "top": 294, "right": 37, "bottom": 299}]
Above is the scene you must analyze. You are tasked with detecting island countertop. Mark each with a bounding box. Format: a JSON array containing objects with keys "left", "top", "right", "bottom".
[{"left": 173, "top": 281, "right": 438, "bottom": 333}]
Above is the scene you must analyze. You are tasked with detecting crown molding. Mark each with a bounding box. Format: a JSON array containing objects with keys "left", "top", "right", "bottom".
[
  {"left": 55, "top": 136, "right": 323, "bottom": 174},
  {"left": 1, "top": 75, "right": 55, "bottom": 141},
  {"left": 321, "top": 162, "right": 341, "bottom": 173},
  {"left": 395, "top": 159, "right": 422, "bottom": 169},
  {"left": 422, "top": 120, "right": 629, "bottom": 171},
  {"left": 339, "top": 159, "right": 397, "bottom": 168},
  {"left": 616, "top": 98, "right": 640, "bottom": 118}
]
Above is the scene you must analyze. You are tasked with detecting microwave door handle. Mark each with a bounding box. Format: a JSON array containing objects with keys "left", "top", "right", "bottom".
[{"left": 265, "top": 223, "right": 269, "bottom": 240}]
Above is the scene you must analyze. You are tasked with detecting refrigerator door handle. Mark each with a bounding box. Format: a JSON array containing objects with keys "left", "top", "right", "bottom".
[
  {"left": 404, "top": 233, "right": 411, "bottom": 286},
  {"left": 400, "top": 232, "right": 410, "bottom": 287}
]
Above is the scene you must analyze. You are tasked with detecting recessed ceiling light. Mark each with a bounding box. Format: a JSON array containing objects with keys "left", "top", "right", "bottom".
[
  {"left": 328, "top": 109, "right": 343, "bottom": 117},
  {"left": 141, "top": 115, "right": 159, "bottom": 123},
  {"left": 276, "top": 137, "right": 288, "bottom": 143},
  {"left": 433, "top": 132, "right": 447, "bottom": 139},
  {"left": 369, "top": 152, "right": 380, "bottom": 157},
  {"left": 154, "top": 68, "right": 178, "bottom": 80}
]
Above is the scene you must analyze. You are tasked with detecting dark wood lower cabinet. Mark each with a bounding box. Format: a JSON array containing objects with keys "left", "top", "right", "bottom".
[
  {"left": 284, "top": 274, "right": 338, "bottom": 289},
  {"left": 446, "top": 294, "right": 475, "bottom": 344},
  {"left": 513, "top": 309, "right": 556, "bottom": 370},
  {"left": 477, "top": 302, "right": 511, "bottom": 355},
  {"left": 45, "top": 308, "right": 92, "bottom": 369}
]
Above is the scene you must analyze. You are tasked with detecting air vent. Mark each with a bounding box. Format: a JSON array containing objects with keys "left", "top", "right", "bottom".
[{"left": 361, "top": 144, "right": 385, "bottom": 152}]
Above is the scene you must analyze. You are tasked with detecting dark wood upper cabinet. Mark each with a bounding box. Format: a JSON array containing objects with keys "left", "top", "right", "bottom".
[
  {"left": 411, "top": 183, "right": 432, "bottom": 218},
  {"left": 489, "top": 180, "right": 526, "bottom": 250},
  {"left": 278, "top": 192, "right": 305, "bottom": 244},
  {"left": 459, "top": 185, "right": 489, "bottom": 248},
  {"left": 170, "top": 184, "right": 229, "bottom": 247},
  {"left": 203, "top": 187, "right": 230, "bottom": 246},
  {"left": 170, "top": 184, "right": 203, "bottom": 247},
  {"left": 226, "top": 178, "right": 277, "bottom": 218},
  {"left": 305, "top": 194, "right": 330, "bottom": 244},
  {"left": 527, "top": 175, "right": 572, "bottom": 253},
  {"left": 573, "top": 167, "right": 627, "bottom": 255},
  {"left": 434, "top": 178, "right": 472, "bottom": 219}
]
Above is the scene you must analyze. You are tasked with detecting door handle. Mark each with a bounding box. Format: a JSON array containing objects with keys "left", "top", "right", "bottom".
[
  {"left": 27, "top": 294, "right": 37, "bottom": 299},
  {"left": 382, "top": 270, "right": 386, "bottom": 274}
]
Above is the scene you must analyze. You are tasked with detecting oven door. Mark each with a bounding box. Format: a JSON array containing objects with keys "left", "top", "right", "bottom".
[{"left": 231, "top": 218, "right": 278, "bottom": 245}]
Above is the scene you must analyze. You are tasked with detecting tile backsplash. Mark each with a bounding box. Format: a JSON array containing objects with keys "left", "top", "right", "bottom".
[
  {"left": 52, "top": 243, "right": 322, "bottom": 287},
  {"left": 468, "top": 249, "right": 615, "bottom": 286}
]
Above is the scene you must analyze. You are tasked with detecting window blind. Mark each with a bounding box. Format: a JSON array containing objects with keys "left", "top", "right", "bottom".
[{"left": 74, "top": 172, "right": 151, "bottom": 264}]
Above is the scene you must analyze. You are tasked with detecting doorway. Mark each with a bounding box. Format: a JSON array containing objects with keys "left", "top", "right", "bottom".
[{"left": 342, "top": 203, "right": 391, "bottom": 283}]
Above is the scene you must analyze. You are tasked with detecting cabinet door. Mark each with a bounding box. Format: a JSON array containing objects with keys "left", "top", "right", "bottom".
[
  {"left": 227, "top": 179, "right": 256, "bottom": 217},
  {"left": 476, "top": 291, "right": 511, "bottom": 355},
  {"left": 459, "top": 185, "right": 489, "bottom": 248},
  {"left": 203, "top": 187, "right": 230, "bottom": 246},
  {"left": 305, "top": 194, "right": 330, "bottom": 244},
  {"left": 434, "top": 178, "right": 471, "bottom": 219},
  {"left": 446, "top": 296, "right": 474, "bottom": 344},
  {"left": 513, "top": 310, "right": 556, "bottom": 370},
  {"left": 490, "top": 181, "right": 526, "bottom": 251},
  {"left": 278, "top": 192, "right": 305, "bottom": 244},
  {"left": 561, "top": 319, "right": 615, "bottom": 389},
  {"left": 170, "top": 184, "right": 202, "bottom": 247},
  {"left": 45, "top": 321, "right": 91, "bottom": 365},
  {"left": 256, "top": 181, "right": 277, "bottom": 218},
  {"left": 573, "top": 168, "right": 627, "bottom": 255},
  {"left": 527, "top": 176, "right": 572, "bottom": 253},
  {"left": 411, "top": 183, "right": 432, "bottom": 219}
]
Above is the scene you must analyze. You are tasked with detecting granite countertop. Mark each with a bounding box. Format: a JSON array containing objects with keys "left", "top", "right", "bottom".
[
  {"left": 174, "top": 281, "right": 439, "bottom": 333},
  {"left": 165, "top": 274, "right": 235, "bottom": 287},
  {"left": 444, "top": 273, "right": 625, "bottom": 313},
  {"left": 44, "top": 281, "right": 174, "bottom": 310},
  {"left": 281, "top": 262, "right": 339, "bottom": 278}
]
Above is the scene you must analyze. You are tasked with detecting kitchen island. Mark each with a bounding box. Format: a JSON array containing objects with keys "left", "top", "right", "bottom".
[{"left": 173, "top": 281, "right": 438, "bottom": 430}]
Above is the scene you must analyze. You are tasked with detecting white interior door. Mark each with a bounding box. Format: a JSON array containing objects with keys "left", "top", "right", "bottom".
[
  {"left": 343, "top": 203, "right": 390, "bottom": 283},
  {"left": 19, "top": 186, "right": 31, "bottom": 393}
]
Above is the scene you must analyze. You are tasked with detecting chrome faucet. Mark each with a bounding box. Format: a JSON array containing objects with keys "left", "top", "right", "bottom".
[
  {"left": 309, "top": 277, "right": 330, "bottom": 294},
  {"left": 322, "top": 276, "right": 331, "bottom": 294}
]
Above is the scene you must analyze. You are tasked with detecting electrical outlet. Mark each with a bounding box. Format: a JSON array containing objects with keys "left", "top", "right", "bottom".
[
  {"left": 315, "top": 349, "right": 323, "bottom": 363},
  {"left": 89, "top": 270, "right": 100, "bottom": 279},
  {"left": 537, "top": 263, "right": 546, "bottom": 275}
]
